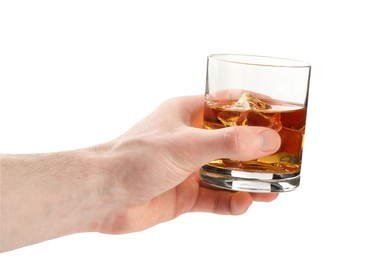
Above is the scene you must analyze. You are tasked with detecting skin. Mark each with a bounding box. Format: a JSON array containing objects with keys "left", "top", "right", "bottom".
[{"left": 0, "top": 95, "right": 281, "bottom": 252}]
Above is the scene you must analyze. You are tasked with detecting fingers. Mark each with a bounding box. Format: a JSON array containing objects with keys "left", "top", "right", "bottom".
[
  {"left": 191, "top": 188, "right": 278, "bottom": 215},
  {"left": 251, "top": 192, "right": 279, "bottom": 202},
  {"left": 156, "top": 95, "right": 204, "bottom": 126},
  {"left": 184, "top": 126, "right": 281, "bottom": 167},
  {"left": 158, "top": 96, "right": 281, "bottom": 166},
  {"left": 191, "top": 188, "right": 252, "bottom": 215}
]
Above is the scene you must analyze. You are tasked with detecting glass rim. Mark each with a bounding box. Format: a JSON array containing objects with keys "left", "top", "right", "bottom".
[{"left": 208, "top": 54, "right": 311, "bottom": 68}]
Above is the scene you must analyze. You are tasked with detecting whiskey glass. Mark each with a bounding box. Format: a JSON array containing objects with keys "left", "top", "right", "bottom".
[{"left": 200, "top": 54, "right": 311, "bottom": 193}]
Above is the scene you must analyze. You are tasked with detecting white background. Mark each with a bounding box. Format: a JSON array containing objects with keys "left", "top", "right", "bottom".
[{"left": 1, "top": 0, "right": 390, "bottom": 259}]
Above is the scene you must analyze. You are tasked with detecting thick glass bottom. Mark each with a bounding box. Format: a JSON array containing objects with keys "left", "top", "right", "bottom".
[{"left": 200, "top": 165, "right": 300, "bottom": 193}]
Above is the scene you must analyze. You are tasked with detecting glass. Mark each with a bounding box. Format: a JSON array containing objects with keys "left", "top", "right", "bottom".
[{"left": 200, "top": 54, "right": 311, "bottom": 192}]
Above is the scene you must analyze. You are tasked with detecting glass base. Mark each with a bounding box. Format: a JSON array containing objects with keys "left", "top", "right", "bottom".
[{"left": 200, "top": 165, "right": 300, "bottom": 193}]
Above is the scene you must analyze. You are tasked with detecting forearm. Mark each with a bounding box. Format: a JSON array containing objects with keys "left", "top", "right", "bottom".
[{"left": 0, "top": 148, "right": 112, "bottom": 252}]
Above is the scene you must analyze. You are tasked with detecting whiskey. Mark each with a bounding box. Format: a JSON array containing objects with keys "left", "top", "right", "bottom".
[{"left": 203, "top": 92, "right": 307, "bottom": 174}]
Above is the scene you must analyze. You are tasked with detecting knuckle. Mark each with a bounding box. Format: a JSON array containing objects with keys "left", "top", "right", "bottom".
[{"left": 223, "top": 127, "right": 242, "bottom": 153}]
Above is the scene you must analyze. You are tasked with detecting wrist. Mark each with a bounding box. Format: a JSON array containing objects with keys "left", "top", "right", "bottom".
[{"left": 72, "top": 143, "right": 119, "bottom": 233}]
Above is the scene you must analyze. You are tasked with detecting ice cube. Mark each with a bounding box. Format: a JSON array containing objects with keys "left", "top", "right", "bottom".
[
  {"left": 217, "top": 110, "right": 249, "bottom": 127},
  {"left": 266, "top": 112, "right": 282, "bottom": 131},
  {"left": 234, "top": 92, "right": 272, "bottom": 111},
  {"left": 215, "top": 91, "right": 280, "bottom": 129}
]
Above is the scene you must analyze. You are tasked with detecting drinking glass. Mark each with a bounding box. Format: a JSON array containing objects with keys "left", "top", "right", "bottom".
[{"left": 200, "top": 54, "right": 311, "bottom": 192}]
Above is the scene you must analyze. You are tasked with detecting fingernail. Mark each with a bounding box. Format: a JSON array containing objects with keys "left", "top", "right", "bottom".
[{"left": 259, "top": 130, "right": 281, "bottom": 152}]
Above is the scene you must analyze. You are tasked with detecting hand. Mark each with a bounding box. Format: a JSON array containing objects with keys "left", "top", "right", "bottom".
[
  {"left": 0, "top": 95, "right": 281, "bottom": 251},
  {"left": 95, "top": 95, "right": 281, "bottom": 234}
]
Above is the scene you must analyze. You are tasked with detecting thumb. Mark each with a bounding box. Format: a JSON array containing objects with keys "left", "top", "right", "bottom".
[{"left": 185, "top": 126, "right": 281, "bottom": 167}]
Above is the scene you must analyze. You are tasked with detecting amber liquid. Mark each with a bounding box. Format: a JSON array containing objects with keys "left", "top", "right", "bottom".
[{"left": 203, "top": 94, "right": 307, "bottom": 174}]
